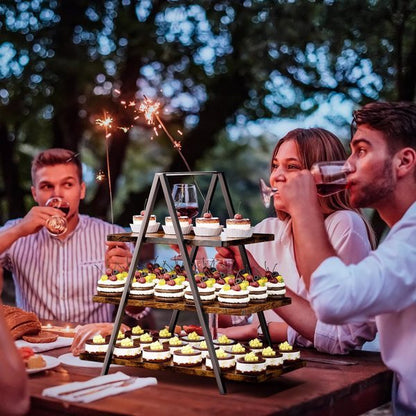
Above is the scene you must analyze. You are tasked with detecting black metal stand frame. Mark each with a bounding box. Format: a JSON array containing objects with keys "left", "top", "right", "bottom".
[{"left": 100, "top": 171, "right": 273, "bottom": 394}]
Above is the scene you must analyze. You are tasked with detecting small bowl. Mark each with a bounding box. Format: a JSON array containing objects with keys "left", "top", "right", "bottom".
[
  {"left": 130, "top": 222, "right": 160, "bottom": 233},
  {"left": 162, "top": 224, "right": 193, "bottom": 235},
  {"left": 193, "top": 226, "right": 222, "bottom": 237}
]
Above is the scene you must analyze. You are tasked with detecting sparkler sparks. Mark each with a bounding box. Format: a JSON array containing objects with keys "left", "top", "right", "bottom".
[{"left": 94, "top": 92, "right": 197, "bottom": 223}]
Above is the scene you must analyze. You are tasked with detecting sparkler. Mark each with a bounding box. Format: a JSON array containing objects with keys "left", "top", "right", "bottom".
[
  {"left": 94, "top": 91, "right": 202, "bottom": 223},
  {"left": 95, "top": 112, "right": 115, "bottom": 223}
]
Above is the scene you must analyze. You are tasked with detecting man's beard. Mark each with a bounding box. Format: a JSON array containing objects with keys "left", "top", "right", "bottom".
[{"left": 350, "top": 158, "right": 395, "bottom": 208}]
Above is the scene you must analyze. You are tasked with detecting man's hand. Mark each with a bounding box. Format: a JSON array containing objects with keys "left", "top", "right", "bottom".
[
  {"left": 105, "top": 241, "right": 132, "bottom": 271},
  {"left": 17, "top": 206, "right": 64, "bottom": 237},
  {"left": 71, "top": 323, "right": 130, "bottom": 356}
]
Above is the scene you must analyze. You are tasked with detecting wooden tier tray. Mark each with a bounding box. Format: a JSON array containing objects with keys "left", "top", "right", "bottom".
[
  {"left": 79, "top": 352, "right": 305, "bottom": 383},
  {"left": 93, "top": 295, "right": 291, "bottom": 316},
  {"left": 107, "top": 231, "right": 274, "bottom": 247}
]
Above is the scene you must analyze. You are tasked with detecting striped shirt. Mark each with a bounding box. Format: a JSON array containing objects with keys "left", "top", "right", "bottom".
[{"left": 0, "top": 215, "right": 126, "bottom": 324}]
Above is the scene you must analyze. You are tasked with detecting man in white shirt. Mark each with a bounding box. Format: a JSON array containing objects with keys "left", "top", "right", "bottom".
[{"left": 278, "top": 101, "right": 416, "bottom": 415}]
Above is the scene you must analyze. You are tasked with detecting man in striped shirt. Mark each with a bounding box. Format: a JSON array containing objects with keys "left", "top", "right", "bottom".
[{"left": 0, "top": 148, "right": 135, "bottom": 324}]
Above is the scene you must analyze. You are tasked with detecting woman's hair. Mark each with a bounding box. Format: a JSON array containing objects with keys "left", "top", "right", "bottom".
[
  {"left": 271, "top": 127, "right": 351, "bottom": 215},
  {"left": 271, "top": 128, "right": 376, "bottom": 248},
  {"left": 31, "top": 148, "right": 82, "bottom": 184}
]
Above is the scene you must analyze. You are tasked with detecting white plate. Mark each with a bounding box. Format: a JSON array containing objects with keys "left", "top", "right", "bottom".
[
  {"left": 16, "top": 336, "right": 73, "bottom": 353},
  {"left": 27, "top": 355, "right": 60, "bottom": 374},
  {"left": 58, "top": 353, "right": 122, "bottom": 368},
  {"left": 162, "top": 224, "right": 193, "bottom": 235},
  {"left": 130, "top": 222, "right": 160, "bottom": 233},
  {"left": 193, "top": 226, "right": 222, "bottom": 237}
]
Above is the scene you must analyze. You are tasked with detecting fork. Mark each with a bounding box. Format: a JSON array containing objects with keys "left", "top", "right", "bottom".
[{"left": 70, "top": 377, "right": 136, "bottom": 399}]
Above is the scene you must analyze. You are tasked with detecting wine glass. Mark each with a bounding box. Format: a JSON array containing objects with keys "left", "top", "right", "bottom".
[
  {"left": 45, "top": 196, "right": 70, "bottom": 236},
  {"left": 171, "top": 183, "right": 199, "bottom": 261},
  {"left": 259, "top": 160, "right": 352, "bottom": 207},
  {"left": 171, "top": 183, "right": 199, "bottom": 219}
]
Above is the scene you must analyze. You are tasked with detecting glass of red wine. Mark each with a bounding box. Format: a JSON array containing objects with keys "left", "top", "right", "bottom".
[
  {"left": 45, "top": 196, "right": 70, "bottom": 236},
  {"left": 260, "top": 160, "right": 351, "bottom": 207},
  {"left": 171, "top": 183, "right": 199, "bottom": 261}
]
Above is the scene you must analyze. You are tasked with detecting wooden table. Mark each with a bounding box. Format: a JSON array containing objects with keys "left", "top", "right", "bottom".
[{"left": 28, "top": 346, "right": 392, "bottom": 416}]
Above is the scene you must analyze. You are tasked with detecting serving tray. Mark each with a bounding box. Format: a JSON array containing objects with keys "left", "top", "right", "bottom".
[
  {"left": 92, "top": 295, "right": 291, "bottom": 316},
  {"left": 79, "top": 352, "right": 305, "bottom": 383}
]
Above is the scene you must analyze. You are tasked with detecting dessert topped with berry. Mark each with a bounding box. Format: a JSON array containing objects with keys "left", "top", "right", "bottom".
[
  {"left": 224, "top": 213, "right": 253, "bottom": 238},
  {"left": 217, "top": 279, "right": 250, "bottom": 308},
  {"left": 131, "top": 210, "right": 160, "bottom": 233},
  {"left": 96, "top": 269, "right": 128, "bottom": 296},
  {"left": 266, "top": 270, "right": 286, "bottom": 299},
  {"left": 194, "top": 212, "right": 222, "bottom": 236}
]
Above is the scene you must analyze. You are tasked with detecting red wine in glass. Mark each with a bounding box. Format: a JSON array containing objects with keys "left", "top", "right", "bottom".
[
  {"left": 316, "top": 183, "right": 347, "bottom": 197},
  {"left": 176, "top": 206, "right": 199, "bottom": 218}
]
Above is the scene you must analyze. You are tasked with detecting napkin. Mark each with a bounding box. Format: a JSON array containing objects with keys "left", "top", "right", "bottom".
[
  {"left": 15, "top": 336, "right": 73, "bottom": 352},
  {"left": 42, "top": 371, "right": 157, "bottom": 403}
]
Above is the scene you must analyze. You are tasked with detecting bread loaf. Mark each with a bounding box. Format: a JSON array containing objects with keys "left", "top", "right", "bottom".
[{"left": 1, "top": 305, "right": 42, "bottom": 340}]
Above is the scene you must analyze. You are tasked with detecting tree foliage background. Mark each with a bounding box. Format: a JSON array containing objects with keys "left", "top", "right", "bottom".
[{"left": 1, "top": 0, "right": 416, "bottom": 242}]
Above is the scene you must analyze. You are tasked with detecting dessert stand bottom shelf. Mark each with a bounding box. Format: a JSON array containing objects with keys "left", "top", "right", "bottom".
[{"left": 79, "top": 352, "right": 305, "bottom": 383}]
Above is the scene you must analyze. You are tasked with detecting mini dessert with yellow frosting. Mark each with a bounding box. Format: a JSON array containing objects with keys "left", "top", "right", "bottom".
[
  {"left": 129, "top": 325, "right": 145, "bottom": 339},
  {"left": 236, "top": 351, "right": 267, "bottom": 374},
  {"left": 142, "top": 340, "right": 171, "bottom": 362},
  {"left": 113, "top": 337, "right": 141, "bottom": 358},
  {"left": 248, "top": 337, "right": 264, "bottom": 352},
  {"left": 225, "top": 342, "right": 249, "bottom": 359},
  {"left": 213, "top": 334, "right": 236, "bottom": 347},
  {"left": 194, "top": 340, "right": 218, "bottom": 359},
  {"left": 260, "top": 346, "right": 283, "bottom": 368},
  {"left": 278, "top": 341, "right": 300, "bottom": 361},
  {"left": 158, "top": 328, "right": 173, "bottom": 343},
  {"left": 181, "top": 330, "right": 204, "bottom": 346},
  {"left": 138, "top": 332, "right": 154, "bottom": 349},
  {"left": 168, "top": 336, "right": 188, "bottom": 352},
  {"left": 172, "top": 344, "right": 203, "bottom": 367},
  {"left": 205, "top": 348, "right": 235, "bottom": 370},
  {"left": 85, "top": 334, "right": 109, "bottom": 355}
]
